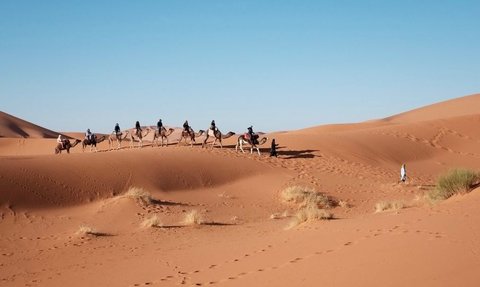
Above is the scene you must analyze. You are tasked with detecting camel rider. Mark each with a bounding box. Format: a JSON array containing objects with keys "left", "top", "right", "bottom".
[
  {"left": 135, "top": 121, "right": 142, "bottom": 135},
  {"left": 183, "top": 120, "right": 190, "bottom": 132},
  {"left": 210, "top": 120, "right": 216, "bottom": 132},
  {"left": 157, "top": 119, "right": 163, "bottom": 132},
  {"left": 247, "top": 126, "right": 258, "bottom": 144},
  {"left": 57, "top": 135, "right": 65, "bottom": 149},
  {"left": 114, "top": 123, "right": 121, "bottom": 135},
  {"left": 85, "top": 129, "right": 92, "bottom": 141}
]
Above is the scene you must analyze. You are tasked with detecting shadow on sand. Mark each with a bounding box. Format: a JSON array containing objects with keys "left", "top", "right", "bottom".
[
  {"left": 277, "top": 148, "right": 318, "bottom": 159},
  {"left": 150, "top": 199, "right": 191, "bottom": 207}
]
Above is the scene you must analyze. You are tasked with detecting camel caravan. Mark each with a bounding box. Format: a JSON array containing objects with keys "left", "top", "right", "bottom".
[{"left": 55, "top": 119, "right": 270, "bottom": 155}]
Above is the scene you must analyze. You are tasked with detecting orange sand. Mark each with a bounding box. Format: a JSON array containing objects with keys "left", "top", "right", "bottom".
[{"left": 1, "top": 94, "right": 480, "bottom": 286}]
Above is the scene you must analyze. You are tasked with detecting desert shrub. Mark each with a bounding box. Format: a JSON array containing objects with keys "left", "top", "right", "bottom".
[
  {"left": 141, "top": 215, "right": 163, "bottom": 228},
  {"left": 76, "top": 225, "right": 103, "bottom": 236},
  {"left": 183, "top": 210, "right": 204, "bottom": 225},
  {"left": 286, "top": 207, "right": 333, "bottom": 229},
  {"left": 281, "top": 186, "right": 332, "bottom": 209},
  {"left": 429, "top": 169, "right": 480, "bottom": 200},
  {"left": 124, "top": 186, "right": 153, "bottom": 204},
  {"left": 374, "top": 201, "right": 405, "bottom": 213}
]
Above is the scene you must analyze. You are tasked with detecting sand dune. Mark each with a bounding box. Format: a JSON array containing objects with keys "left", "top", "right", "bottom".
[
  {"left": 0, "top": 111, "right": 61, "bottom": 139},
  {"left": 1, "top": 94, "right": 480, "bottom": 286},
  {"left": 383, "top": 93, "right": 480, "bottom": 123}
]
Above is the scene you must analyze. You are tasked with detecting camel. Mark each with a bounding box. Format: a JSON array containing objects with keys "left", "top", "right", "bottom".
[
  {"left": 235, "top": 134, "right": 268, "bottom": 155},
  {"left": 55, "top": 139, "right": 81, "bottom": 154},
  {"left": 153, "top": 127, "right": 175, "bottom": 147},
  {"left": 202, "top": 128, "right": 235, "bottom": 148},
  {"left": 82, "top": 135, "right": 106, "bottom": 152},
  {"left": 108, "top": 130, "right": 130, "bottom": 150},
  {"left": 178, "top": 128, "right": 204, "bottom": 147},
  {"left": 129, "top": 128, "right": 150, "bottom": 148}
]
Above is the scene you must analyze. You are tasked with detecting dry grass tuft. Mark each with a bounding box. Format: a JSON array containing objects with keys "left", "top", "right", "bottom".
[
  {"left": 428, "top": 169, "right": 480, "bottom": 200},
  {"left": 281, "top": 186, "right": 333, "bottom": 209},
  {"left": 141, "top": 215, "right": 163, "bottom": 228},
  {"left": 183, "top": 210, "right": 204, "bottom": 226},
  {"left": 281, "top": 186, "right": 334, "bottom": 229},
  {"left": 124, "top": 186, "right": 153, "bottom": 204},
  {"left": 286, "top": 207, "right": 333, "bottom": 229},
  {"left": 374, "top": 201, "right": 406, "bottom": 213},
  {"left": 338, "top": 200, "right": 350, "bottom": 208},
  {"left": 270, "top": 210, "right": 289, "bottom": 220},
  {"left": 76, "top": 225, "right": 103, "bottom": 236}
]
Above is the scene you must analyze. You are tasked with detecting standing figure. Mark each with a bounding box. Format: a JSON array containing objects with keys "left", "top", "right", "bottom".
[
  {"left": 400, "top": 163, "right": 407, "bottom": 183},
  {"left": 270, "top": 138, "right": 278, "bottom": 157}
]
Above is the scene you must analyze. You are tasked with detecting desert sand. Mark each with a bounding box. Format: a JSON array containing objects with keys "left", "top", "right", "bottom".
[{"left": 1, "top": 94, "right": 480, "bottom": 286}]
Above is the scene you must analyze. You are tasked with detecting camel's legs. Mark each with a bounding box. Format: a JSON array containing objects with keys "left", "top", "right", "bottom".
[{"left": 239, "top": 140, "right": 246, "bottom": 153}]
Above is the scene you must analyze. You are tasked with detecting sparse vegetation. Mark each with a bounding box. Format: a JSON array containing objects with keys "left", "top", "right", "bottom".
[
  {"left": 338, "top": 200, "right": 350, "bottom": 208},
  {"left": 428, "top": 169, "right": 480, "bottom": 200},
  {"left": 124, "top": 186, "right": 153, "bottom": 204},
  {"left": 183, "top": 210, "right": 204, "bottom": 225},
  {"left": 76, "top": 225, "right": 103, "bottom": 236},
  {"left": 281, "top": 186, "right": 333, "bottom": 209},
  {"left": 141, "top": 215, "right": 163, "bottom": 228},
  {"left": 281, "top": 186, "right": 334, "bottom": 229},
  {"left": 286, "top": 207, "right": 333, "bottom": 229},
  {"left": 374, "top": 201, "right": 406, "bottom": 213},
  {"left": 270, "top": 210, "right": 289, "bottom": 220}
]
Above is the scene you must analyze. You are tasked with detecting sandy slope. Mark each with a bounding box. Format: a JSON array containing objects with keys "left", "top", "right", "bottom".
[
  {"left": 0, "top": 111, "right": 61, "bottom": 139},
  {"left": 1, "top": 94, "right": 480, "bottom": 286}
]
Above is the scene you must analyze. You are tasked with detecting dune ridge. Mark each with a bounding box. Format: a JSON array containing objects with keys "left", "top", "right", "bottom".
[{"left": 0, "top": 111, "right": 62, "bottom": 139}]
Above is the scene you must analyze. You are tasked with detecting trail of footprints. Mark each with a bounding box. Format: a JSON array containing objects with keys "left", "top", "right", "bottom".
[
  {"left": 128, "top": 218, "right": 445, "bottom": 286},
  {"left": 373, "top": 127, "right": 480, "bottom": 158}
]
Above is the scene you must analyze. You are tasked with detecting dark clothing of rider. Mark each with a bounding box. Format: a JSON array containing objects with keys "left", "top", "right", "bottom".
[
  {"left": 210, "top": 120, "right": 216, "bottom": 131},
  {"left": 157, "top": 119, "right": 163, "bottom": 131},
  {"left": 247, "top": 126, "right": 257, "bottom": 144},
  {"left": 248, "top": 126, "right": 254, "bottom": 138},
  {"left": 135, "top": 121, "right": 142, "bottom": 134},
  {"left": 114, "top": 124, "right": 121, "bottom": 135},
  {"left": 183, "top": 121, "right": 190, "bottom": 132}
]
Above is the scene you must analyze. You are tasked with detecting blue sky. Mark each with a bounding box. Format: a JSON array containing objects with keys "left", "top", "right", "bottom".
[{"left": 1, "top": 1, "right": 479, "bottom": 133}]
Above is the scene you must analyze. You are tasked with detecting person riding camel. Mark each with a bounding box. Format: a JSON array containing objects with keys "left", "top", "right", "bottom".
[
  {"left": 85, "top": 129, "right": 92, "bottom": 141},
  {"left": 247, "top": 126, "right": 258, "bottom": 144},
  {"left": 114, "top": 123, "right": 121, "bottom": 136},
  {"left": 157, "top": 119, "right": 163, "bottom": 132},
  {"left": 183, "top": 120, "right": 190, "bottom": 133},
  {"left": 57, "top": 134, "right": 66, "bottom": 149},
  {"left": 210, "top": 120, "right": 216, "bottom": 132},
  {"left": 135, "top": 121, "right": 142, "bottom": 136}
]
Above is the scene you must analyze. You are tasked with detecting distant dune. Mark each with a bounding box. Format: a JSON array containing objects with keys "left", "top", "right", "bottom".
[
  {"left": 383, "top": 93, "right": 480, "bottom": 123},
  {"left": 0, "top": 111, "right": 61, "bottom": 138}
]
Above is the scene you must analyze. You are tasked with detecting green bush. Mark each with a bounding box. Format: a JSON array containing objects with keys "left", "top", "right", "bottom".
[{"left": 429, "top": 169, "right": 480, "bottom": 200}]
